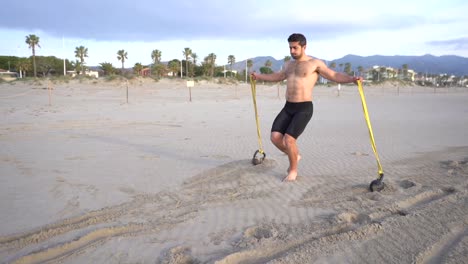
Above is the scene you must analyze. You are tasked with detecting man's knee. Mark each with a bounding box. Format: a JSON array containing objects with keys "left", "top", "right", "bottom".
[
  {"left": 283, "top": 134, "right": 296, "bottom": 148},
  {"left": 270, "top": 132, "right": 283, "bottom": 144}
]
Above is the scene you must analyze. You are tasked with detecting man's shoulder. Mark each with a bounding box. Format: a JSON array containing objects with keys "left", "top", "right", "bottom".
[
  {"left": 287, "top": 56, "right": 323, "bottom": 67},
  {"left": 307, "top": 56, "right": 323, "bottom": 63},
  {"left": 290, "top": 56, "right": 319, "bottom": 63}
]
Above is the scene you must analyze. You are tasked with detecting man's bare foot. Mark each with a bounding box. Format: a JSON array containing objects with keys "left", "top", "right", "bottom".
[
  {"left": 287, "top": 154, "right": 302, "bottom": 173},
  {"left": 283, "top": 170, "right": 298, "bottom": 182}
]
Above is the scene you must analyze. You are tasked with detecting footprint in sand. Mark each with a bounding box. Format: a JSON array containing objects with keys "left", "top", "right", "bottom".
[
  {"left": 399, "top": 179, "right": 416, "bottom": 189},
  {"left": 159, "top": 246, "right": 199, "bottom": 264},
  {"left": 119, "top": 186, "right": 137, "bottom": 195},
  {"left": 440, "top": 158, "right": 468, "bottom": 176},
  {"left": 351, "top": 151, "right": 369, "bottom": 156},
  {"left": 235, "top": 224, "right": 279, "bottom": 248},
  {"left": 336, "top": 212, "right": 371, "bottom": 225},
  {"left": 58, "top": 196, "right": 80, "bottom": 217}
]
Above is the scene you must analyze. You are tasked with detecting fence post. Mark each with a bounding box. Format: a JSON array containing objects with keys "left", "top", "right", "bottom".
[
  {"left": 126, "top": 80, "right": 129, "bottom": 104},
  {"left": 48, "top": 80, "right": 52, "bottom": 106},
  {"left": 186, "top": 80, "right": 194, "bottom": 102}
]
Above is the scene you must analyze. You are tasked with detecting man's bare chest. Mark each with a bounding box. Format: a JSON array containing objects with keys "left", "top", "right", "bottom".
[{"left": 287, "top": 62, "right": 316, "bottom": 78}]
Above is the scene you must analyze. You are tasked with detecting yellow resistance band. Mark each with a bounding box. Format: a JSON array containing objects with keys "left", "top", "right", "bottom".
[
  {"left": 250, "top": 77, "right": 265, "bottom": 155},
  {"left": 357, "top": 80, "right": 384, "bottom": 178}
]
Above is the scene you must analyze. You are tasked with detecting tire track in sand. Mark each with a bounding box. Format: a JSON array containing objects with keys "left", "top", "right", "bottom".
[
  {"left": 0, "top": 159, "right": 277, "bottom": 263},
  {"left": 415, "top": 225, "right": 468, "bottom": 264},
  {"left": 215, "top": 186, "right": 464, "bottom": 264},
  {"left": 214, "top": 154, "right": 468, "bottom": 264}
]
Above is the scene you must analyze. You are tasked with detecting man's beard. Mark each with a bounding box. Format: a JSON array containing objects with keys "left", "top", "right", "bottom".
[{"left": 291, "top": 53, "right": 301, "bottom": 60}]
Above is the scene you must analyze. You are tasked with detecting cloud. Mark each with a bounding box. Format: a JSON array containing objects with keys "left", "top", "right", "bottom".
[
  {"left": 1, "top": 0, "right": 256, "bottom": 40},
  {"left": 428, "top": 37, "right": 468, "bottom": 50},
  {"left": 0, "top": 0, "right": 442, "bottom": 42},
  {"left": 2, "top": 0, "right": 468, "bottom": 64}
]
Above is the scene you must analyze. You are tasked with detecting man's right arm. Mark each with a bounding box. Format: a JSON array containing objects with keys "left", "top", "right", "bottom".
[
  {"left": 251, "top": 63, "right": 288, "bottom": 82},
  {"left": 252, "top": 72, "right": 286, "bottom": 82}
]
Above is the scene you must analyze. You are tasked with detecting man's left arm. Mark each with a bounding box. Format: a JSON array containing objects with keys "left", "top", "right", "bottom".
[{"left": 316, "top": 60, "right": 361, "bottom": 84}]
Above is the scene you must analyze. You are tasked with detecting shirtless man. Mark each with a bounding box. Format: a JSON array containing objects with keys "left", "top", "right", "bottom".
[{"left": 251, "top": 33, "right": 362, "bottom": 182}]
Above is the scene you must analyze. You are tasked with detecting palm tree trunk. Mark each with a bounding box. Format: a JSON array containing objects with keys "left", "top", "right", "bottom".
[{"left": 32, "top": 47, "right": 37, "bottom": 78}]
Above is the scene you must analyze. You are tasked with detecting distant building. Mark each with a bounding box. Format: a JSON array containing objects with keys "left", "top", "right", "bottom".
[
  {"left": 363, "top": 65, "right": 416, "bottom": 82},
  {"left": 222, "top": 70, "right": 238, "bottom": 74},
  {"left": 0, "top": 70, "right": 18, "bottom": 81},
  {"left": 140, "top": 68, "right": 151, "bottom": 77},
  {"left": 67, "top": 70, "right": 99, "bottom": 78},
  {"left": 406, "top": 69, "right": 416, "bottom": 81}
]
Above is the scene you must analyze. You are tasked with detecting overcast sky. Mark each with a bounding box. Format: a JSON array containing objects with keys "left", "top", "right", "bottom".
[{"left": 1, "top": 0, "right": 467, "bottom": 67}]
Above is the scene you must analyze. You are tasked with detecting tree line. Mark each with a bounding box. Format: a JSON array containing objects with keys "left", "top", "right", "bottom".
[
  {"left": 0, "top": 34, "right": 293, "bottom": 80},
  {"left": 3, "top": 33, "right": 459, "bottom": 86}
]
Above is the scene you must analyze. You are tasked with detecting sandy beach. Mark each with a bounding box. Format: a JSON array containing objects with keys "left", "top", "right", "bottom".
[{"left": 0, "top": 77, "right": 467, "bottom": 263}]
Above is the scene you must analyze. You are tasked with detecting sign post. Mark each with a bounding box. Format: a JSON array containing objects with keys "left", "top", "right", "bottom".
[{"left": 186, "top": 80, "right": 194, "bottom": 102}]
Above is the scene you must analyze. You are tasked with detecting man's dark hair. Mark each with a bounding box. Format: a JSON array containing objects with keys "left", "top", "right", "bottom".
[{"left": 288, "top": 33, "right": 307, "bottom": 46}]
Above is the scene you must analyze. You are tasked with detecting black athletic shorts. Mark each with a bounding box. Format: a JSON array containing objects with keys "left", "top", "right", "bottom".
[{"left": 271, "top": 101, "right": 313, "bottom": 139}]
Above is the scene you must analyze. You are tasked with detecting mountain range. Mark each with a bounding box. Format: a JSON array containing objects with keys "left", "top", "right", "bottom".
[{"left": 230, "top": 54, "right": 468, "bottom": 76}]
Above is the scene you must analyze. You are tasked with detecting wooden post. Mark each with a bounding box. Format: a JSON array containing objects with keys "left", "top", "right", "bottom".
[
  {"left": 186, "top": 80, "right": 194, "bottom": 102},
  {"left": 126, "top": 80, "right": 129, "bottom": 104},
  {"left": 48, "top": 80, "right": 52, "bottom": 106}
]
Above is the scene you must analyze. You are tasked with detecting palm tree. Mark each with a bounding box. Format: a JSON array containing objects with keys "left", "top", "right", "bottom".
[
  {"left": 71, "top": 60, "right": 82, "bottom": 75},
  {"left": 117, "top": 49, "right": 128, "bottom": 72},
  {"left": 344, "top": 62, "right": 352, "bottom": 75},
  {"left": 207, "top": 53, "right": 216, "bottom": 77},
  {"left": 151, "top": 49, "right": 162, "bottom": 77},
  {"left": 202, "top": 57, "right": 210, "bottom": 77},
  {"left": 329, "top": 62, "right": 336, "bottom": 70},
  {"left": 265, "top": 59, "right": 272, "bottom": 69},
  {"left": 151, "top": 49, "right": 162, "bottom": 65},
  {"left": 25, "top": 34, "right": 40, "bottom": 77},
  {"left": 183, "top": 47, "right": 192, "bottom": 78},
  {"left": 191, "top": 53, "right": 198, "bottom": 77},
  {"left": 247, "top": 59, "right": 253, "bottom": 79},
  {"left": 168, "top": 60, "right": 180, "bottom": 76},
  {"left": 247, "top": 59, "right": 253, "bottom": 71},
  {"left": 357, "top": 66, "right": 364, "bottom": 77},
  {"left": 74, "top": 46, "right": 88, "bottom": 75},
  {"left": 227, "top": 55, "right": 235, "bottom": 77},
  {"left": 15, "top": 58, "right": 31, "bottom": 78}
]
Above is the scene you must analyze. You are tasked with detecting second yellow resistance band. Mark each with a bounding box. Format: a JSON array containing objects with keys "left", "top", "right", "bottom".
[
  {"left": 250, "top": 77, "right": 265, "bottom": 155},
  {"left": 357, "top": 80, "right": 384, "bottom": 177}
]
